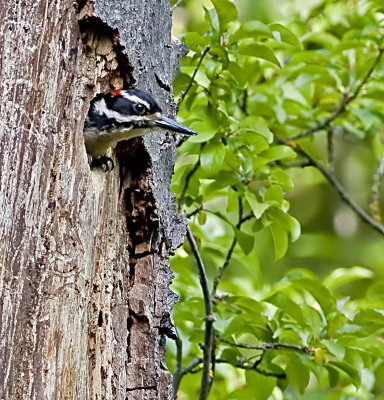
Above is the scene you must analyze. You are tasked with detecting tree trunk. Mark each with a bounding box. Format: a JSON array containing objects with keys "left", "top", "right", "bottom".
[{"left": 0, "top": 0, "right": 184, "bottom": 398}]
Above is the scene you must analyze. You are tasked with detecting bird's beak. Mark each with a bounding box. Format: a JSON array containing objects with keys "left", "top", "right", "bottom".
[{"left": 155, "top": 116, "right": 196, "bottom": 136}]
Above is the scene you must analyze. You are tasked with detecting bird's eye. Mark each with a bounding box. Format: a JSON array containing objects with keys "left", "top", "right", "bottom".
[{"left": 133, "top": 103, "right": 146, "bottom": 115}]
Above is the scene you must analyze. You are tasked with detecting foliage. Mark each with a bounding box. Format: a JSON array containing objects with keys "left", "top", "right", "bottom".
[{"left": 168, "top": 0, "right": 384, "bottom": 399}]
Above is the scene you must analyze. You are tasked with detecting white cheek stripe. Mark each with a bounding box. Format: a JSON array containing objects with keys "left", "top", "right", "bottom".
[
  {"left": 121, "top": 94, "right": 151, "bottom": 109},
  {"left": 92, "top": 99, "right": 160, "bottom": 123}
]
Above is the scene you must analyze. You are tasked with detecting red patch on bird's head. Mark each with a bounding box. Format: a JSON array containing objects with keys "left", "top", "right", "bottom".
[{"left": 111, "top": 89, "right": 122, "bottom": 96}]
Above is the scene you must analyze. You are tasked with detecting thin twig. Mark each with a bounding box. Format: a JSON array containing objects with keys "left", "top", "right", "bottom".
[
  {"left": 186, "top": 225, "right": 215, "bottom": 400},
  {"left": 175, "top": 333, "right": 311, "bottom": 382},
  {"left": 285, "top": 47, "right": 384, "bottom": 141},
  {"left": 215, "top": 358, "right": 286, "bottom": 378},
  {"left": 212, "top": 237, "right": 237, "bottom": 296},
  {"left": 173, "top": 332, "right": 184, "bottom": 398},
  {"left": 176, "top": 357, "right": 203, "bottom": 380},
  {"left": 186, "top": 206, "right": 203, "bottom": 219},
  {"left": 369, "top": 156, "right": 384, "bottom": 223},
  {"left": 177, "top": 356, "right": 285, "bottom": 378},
  {"left": 176, "top": 46, "right": 210, "bottom": 113},
  {"left": 291, "top": 144, "right": 384, "bottom": 235},
  {"left": 216, "top": 332, "right": 311, "bottom": 353},
  {"left": 240, "top": 213, "right": 254, "bottom": 224},
  {"left": 212, "top": 197, "right": 243, "bottom": 296},
  {"left": 178, "top": 159, "right": 201, "bottom": 210},
  {"left": 326, "top": 127, "right": 334, "bottom": 172}
]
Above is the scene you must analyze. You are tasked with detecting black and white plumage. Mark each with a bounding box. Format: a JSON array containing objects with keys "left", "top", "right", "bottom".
[{"left": 83, "top": 88, "right": 196, "bottom": 170}]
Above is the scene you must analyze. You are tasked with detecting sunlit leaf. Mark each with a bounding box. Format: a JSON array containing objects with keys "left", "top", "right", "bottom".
[
  {"left": 322, "top": 339, "right": 345, "bottom": 360},
  {"left": 183, "top": 32, "right": 210, "bottom": 52},
  {"left": 323, "top": 266, "right": 374, "bottom": 291},
  {"left": 238, "top": 44, "right": 281, "bottom": 68},
  {"left": 245, "top": 190, "right": 269, "bottom": 219},
  {"left": 269, "top": 221, "right": 288, "bottom": 260},
  {"left": 229, "top": 20, "right": 273, "bottom": 42},
  {"left": 211, "top": 0, "right": 238, "bottom": 33},
  {"left": 200, "top": 140, "right": 226, "bottom": 175},
  {"left": 269, "top": 23, "right": 301, "bottom": 48}
]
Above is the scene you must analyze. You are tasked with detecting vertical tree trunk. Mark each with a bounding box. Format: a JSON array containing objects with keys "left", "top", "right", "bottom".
[{"left": 0, "top": 0, "right": 184, "bottom": 398}]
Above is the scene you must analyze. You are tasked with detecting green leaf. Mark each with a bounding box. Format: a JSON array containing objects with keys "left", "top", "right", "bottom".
[
  {"left": 229, "top": 20, "right": 273, "bottom": 42},
  {"left": 322, "top": 339, "right": 345, "bottom": 361},
  {"left": 286, "top": 357, "right": 310, "bottom": 393},
  {"left": 263, "top": 185, "right": 284, "bottom": 207},
  {"left": 183, "top": 32, "right": 210, "bottom": 52},
  {"left": 245, "top": 190, "right": 269, "bottom": 219},
  {"left": 220, "top": 348, "right": 241, "bottom": 366},
  {"left": 302, "top": 31, "right": 339, "bottom": 49},
  {"left": 267, "top": 208, "right": 301, "bottom": 241},
  {"left": 200, "top": 140, "right": 226, "bottom": 175},
  {"left": 323, "top": 266, "right": 374, "bottom": 291},
  {"left": 326, "top": 364, "right": 340, "bottom": 387},
  {"left": 259, "top": 145, "right": 296, "bottom": 162},
  {"left": 284, "top": 269, "right": 336, "bottom": 316},
  {"left": 244, "top": 371, "right": 275, "bottom": 400},
  {"left": 269, "top": 221, "right": 288, "bottom": 260},
  {"left": 238, "top": 44, "right": 281, "bottom": 68},
  {"left": 269, "top": 23, "right": 301, "bottom": 48},
  {"left": 234, "top": 131, "right": 270, "bottom": 153},
  {"left": 234, "top": 228, "right": 255, "bottom": 255},
  {"left": 211, "top": 0, "right": 238, "bottom": 33},
  {"left": 350, "top": 107, "right": 377, "bottom": 130},
  {"left": 240, "top": 116, "right": 274, "bottom": 143},
  {"left": 270, "top": 169, "right": 294, "bottom": 190},
  {"left": 327, "top": 361, "right": 361, "bottom": 388},
  {"left": 204, "top": 6, "right": 220, "bottom": 34},
  {"left": 264, "top": 292, "right": 306, "bottom": 326},
  {"left": 198, "top": 211, "right": 207, "bottom": 225}
]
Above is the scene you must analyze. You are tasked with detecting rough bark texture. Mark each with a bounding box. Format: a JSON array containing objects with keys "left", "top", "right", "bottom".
[{"left": 0, "top": 0, "right": 184, "bottom": 399}]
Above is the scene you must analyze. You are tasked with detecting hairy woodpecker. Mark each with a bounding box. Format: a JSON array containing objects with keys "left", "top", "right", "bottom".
[{"left": 83, "top": 88, "right": 196, "bottom": 170}]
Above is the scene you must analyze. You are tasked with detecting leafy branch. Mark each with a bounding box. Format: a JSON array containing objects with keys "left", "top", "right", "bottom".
[
  {"left": 215, "top": 332, "right": 312, "bottom": 353},
  {"left": 284, "top": 46, "right": 384, "bottom": 141},
  {"left": 215, "top": 358, "right": 285, "bottom": 378},
  {"left": 212, "top": 195, "right": 244, "bottom": 296},
  {"left": 172, "top": 332, "right": 313, "bottom": 383},
  {"left": 176, "top": 46, "right": 210, "bottom": 113}
]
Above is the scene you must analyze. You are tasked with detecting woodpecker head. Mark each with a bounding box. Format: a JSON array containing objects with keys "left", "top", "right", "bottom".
[{"left": 84, "top": 88, "right": 196, "bottom": 166}]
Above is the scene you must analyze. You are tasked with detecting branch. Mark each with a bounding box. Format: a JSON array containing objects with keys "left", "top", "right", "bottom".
[
  {"left": 176, "top": 357, "right": 203, "bottom": 380},
  {"left": 177, "top": 356, "right": 285, "bottom": 379},
  {"left": 212, "top": 196, "right": 243, "bottom": 296},
  {"left": 285, "top": 47, "right": 384, "bottom": 141},
  {"left": 212, "top": 237, "right": 236, "bottom": 296},
  {"left": 178, "top": 159, "right": 201, "bottom": 210},
  {"left": 326, "top": 127, "right": 334, "bottom": 172},
  {"left": 292, "top": 144, "right": 384, "bottom": 236},
  {"left": 176, "top": 46, "right": 210, "bottom": 113},
  {"left": 216, "top": 333, "right": 311, "bottom": 353},
  {"left": 215, "top": 358, "right": 286, "bottom": 378},
  {"left": 186, "top": 225, "right": 215, "bottom": 400},
  {"left": 369, "top": 156, "right": 384, "bottom": 223},
  {"left": 173, "top": 331, "right": 184, "bottom": 397}
]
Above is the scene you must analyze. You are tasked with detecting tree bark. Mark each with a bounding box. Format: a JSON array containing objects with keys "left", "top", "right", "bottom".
[{"left": 0, "top": 0, "right": 184, "bottom": 398}]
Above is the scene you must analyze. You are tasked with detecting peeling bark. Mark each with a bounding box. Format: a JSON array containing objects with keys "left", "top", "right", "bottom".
[{"left": 0, "top": 0, "right": 184, "bottom": 398}]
